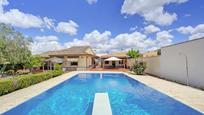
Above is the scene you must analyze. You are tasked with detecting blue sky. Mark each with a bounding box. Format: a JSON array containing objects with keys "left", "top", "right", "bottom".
[{"left": 1, "top": 0, "right": 204, "bottom": 54}]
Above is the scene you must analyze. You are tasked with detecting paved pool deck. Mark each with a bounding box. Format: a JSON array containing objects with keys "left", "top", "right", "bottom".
[{"left": 0, "top": 71, "right": 204, "bottom": 114}]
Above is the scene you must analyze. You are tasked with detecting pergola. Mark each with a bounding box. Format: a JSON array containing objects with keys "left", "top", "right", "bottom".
[{"left": 45, "top": 57, "right": 64, "bottom": 70}]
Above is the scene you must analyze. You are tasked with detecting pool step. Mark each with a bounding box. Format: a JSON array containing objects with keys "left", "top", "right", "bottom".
[{"left": 92, "top": 93, "right": 112, "bottom": 115}]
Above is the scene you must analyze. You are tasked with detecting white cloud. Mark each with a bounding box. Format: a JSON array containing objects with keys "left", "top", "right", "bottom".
[
  {"left": 0, "top": 0, "right": 57, "bottom": 29},
  {"left": 31, "top": 30, "right": 155, "bottom": 54},
  {"left": 64, "top": 39, "right": 90, "bottom": 47},
  {"left": 189, "top": 33, "right": 204, "bottom": 40},
  {"left": 34, "top": 35, "right": 58, "bottom": 42},
  {"left": 177, "top": 24, "right": 204, "bottom": 40},
  {"left": 30, "top": 35, "right": 63, "bottom": 54},
  {"left": 121, "top": 0, "right": 188, "bottom": 26},
  {"left": 129, "top": 26, "right": 138, "bottom": 31},
  {"left": 43, "top": 17, "right": 55, "bottom": 29},
  {"left": 0, "top": 0, "right": 8, "bottom": 12},
  {"left": 64, "top": 30, "right": 111, "bottom": 53},
  {"left": 65, "top": 30, "right": 158, "bottom": 53},
  {"left": 83, "top": 30, "right": 111, "bottom": 44},
  {"left": 31, "top": 41, "right": 63, "bottom": 55},
  {"left": 193, "top": 24, "right": 204, "bottom": 34},
  {"left": 144, "top": 25, "right": 160, "bottom": 34},
  {"left": 40, "top": 28, "right": 44, "bottom": 32},
  {"left": 86, "top": 0, "right": 98, "bottom": 5},
  {"left": 0, "top": 9, "right": 44, "bottom": 28},
  {"left": 31, "top": 30, "right": 110, "bottom": 54},
  {"left": 110, "top": 31, "right": 147, "bottom": 50},
  {"left": 147, "top": 47, "right": 159, "bottom": 51},
  {"left": 177, "top": 26, "right": 194, "bottom": 34},
  {"left": 55, "top": 20, "right": 79, "bottom": 36},
  {"left": 144, "top": 39, "right": 157, "bottom": 47},
  {"left": 31, "top": 29, "right": 174, "bottom": 54},
  {"left": 0, "top": 0, "right": 79, "bottom": 34},
  {"left": 156, "top": 30, "right": 173, "bottom": 46}
]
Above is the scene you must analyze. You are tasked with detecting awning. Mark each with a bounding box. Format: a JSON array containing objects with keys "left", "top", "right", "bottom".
[
  {"left": 66, "top": 58, "right": 78, "bottom": 62},
  {"left": 45, "top": 57, "right": 64, "bottom": 63},
  {"left": 104, "top": 57, "right": 122, "bottom": 61}
]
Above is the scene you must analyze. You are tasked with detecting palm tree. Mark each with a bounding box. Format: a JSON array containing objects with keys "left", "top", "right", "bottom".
[{"left": 127, "top": 49, "right": 140, "bottom": 59}]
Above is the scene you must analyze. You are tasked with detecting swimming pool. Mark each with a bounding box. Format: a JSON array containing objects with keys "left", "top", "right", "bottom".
[{"left": 3, "top": 73, "right": 203, "bottom": 115}]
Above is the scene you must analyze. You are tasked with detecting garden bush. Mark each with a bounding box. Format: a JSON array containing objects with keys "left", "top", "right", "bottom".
[
  {"left": 16, "top": 70, "right": 30, "bottom": 75},
  {"left": 131, "top": 61, "right": 147, "bottom": 75},
  {"left": 52, "top": 70, "right": 63, "bottom": 77},
  {"left": 0, "top": 70, "right": 63, "bottom": 96},
  {"left": 0, "top": 78, "right": 14, "bottom": 96},
  {"left": 5, "top": 70, "right": 15, "bottom": 75},
  {"left": 54, "top": 64, "right": 62, "bottom": 71}
]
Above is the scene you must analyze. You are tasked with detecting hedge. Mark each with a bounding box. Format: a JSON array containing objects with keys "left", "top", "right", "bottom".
[
  {"left": 0, "top": 70, "right": 63, "bottom": 96},
  {"left": 0, "top": 79, "right": 14, "bottom": 95}
]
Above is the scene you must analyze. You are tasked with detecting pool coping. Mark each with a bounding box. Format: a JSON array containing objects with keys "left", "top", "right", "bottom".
[{"left": 0, "top": 71, "right": 204, "bottom": 114}]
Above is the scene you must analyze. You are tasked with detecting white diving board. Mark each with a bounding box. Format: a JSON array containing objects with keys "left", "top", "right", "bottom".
[{"left": 92, "top": 93, "right": 112, "bottom": 115}]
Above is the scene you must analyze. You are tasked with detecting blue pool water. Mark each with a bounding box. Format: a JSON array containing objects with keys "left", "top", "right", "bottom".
[{"left": 3, "top": 73, "right": 203, "bottom": 115}]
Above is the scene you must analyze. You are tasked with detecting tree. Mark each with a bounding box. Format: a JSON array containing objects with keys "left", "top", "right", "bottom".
[
  {"left": 0, "top": 23, "right": 32, "bottom": 73},
  {"left": 25, "top": 55, "right": 44, "bottom": 72},
  {"left": 54, "top": 64, "right": 62, "bottom": 71},
  {"left": 127, "top": 49, "right": 140, "bottom": 58},
  {"left": 0, "top": 37, "right": 6, "bottom": 64}
]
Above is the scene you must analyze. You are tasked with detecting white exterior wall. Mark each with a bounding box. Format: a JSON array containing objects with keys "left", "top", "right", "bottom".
[
  {"left": 145, "top": 38, "right": 204, "bottom": 89},
  {"left": 127, "top": 59, "right": 135, "bottom": 68},
  {"left": 145, "top": 56, "right": 161, "bottom": 77}
]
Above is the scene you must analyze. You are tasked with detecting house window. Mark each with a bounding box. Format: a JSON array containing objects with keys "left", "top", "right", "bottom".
[
  {"left": 71, "top": 62, "right": 78, "bottom": 66},
  {"left": 105, "top": 61, "right": 109, "bottom": 64}
]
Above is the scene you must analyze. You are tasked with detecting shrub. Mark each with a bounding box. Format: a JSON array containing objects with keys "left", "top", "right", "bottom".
[
  {"left": 131, "top": 61, "right": 147, "bottom": 75},
  {"left": 14, "top": 72, "right": 53, "bottom": 90},
  {"left": 54, "top": 64, "right": 62, "bottom": 71},
  {"left": 0, "top": 70, "right": 63, "bottom": 96},
  {"left": 5, "top": 70, "right": 15, "bottom": 75},
  {"left": 16, "top": 70, "right": 30, "bottom": 75},
  {"left": 51, "top": 70, "right": 63, "bottom": 77},
  {"left": 0, "top": 78, "right": 15, "bottom": 95},
  {"left": 14, "top": 75, "right": 33, "bottom": 89}
]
